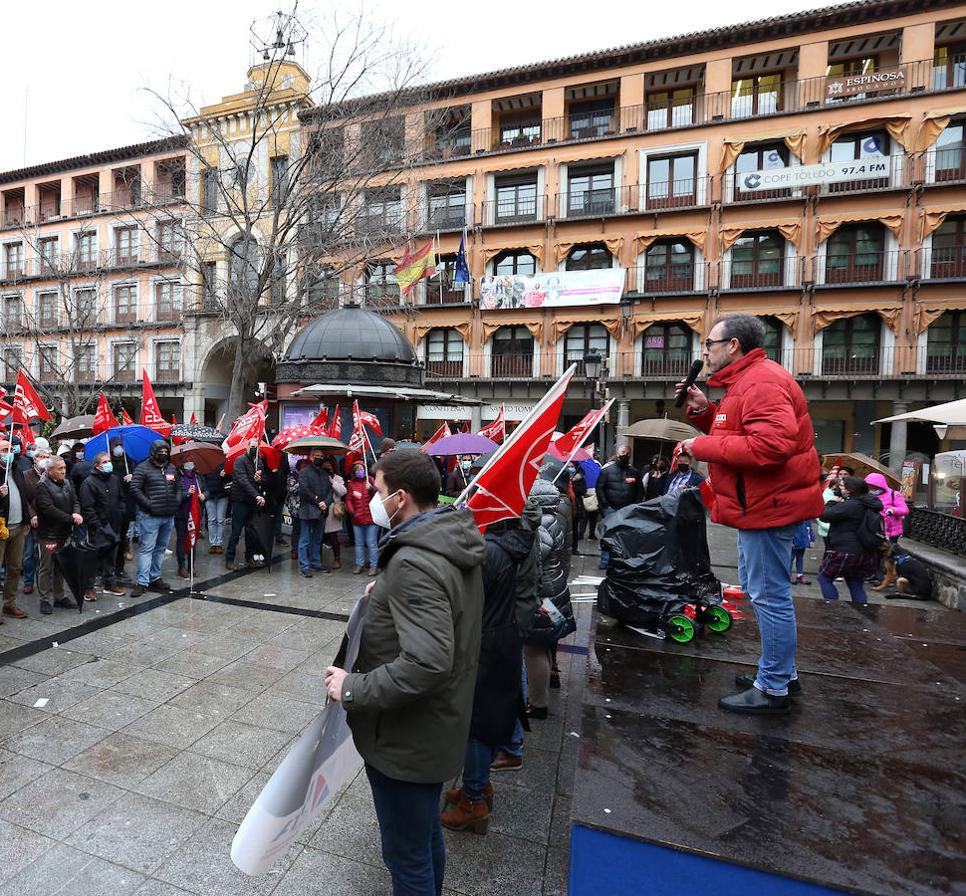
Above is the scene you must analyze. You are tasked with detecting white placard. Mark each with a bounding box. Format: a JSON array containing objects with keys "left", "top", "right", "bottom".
[{"left": 738, "top": 157, "right": 891, "bottom": 191}]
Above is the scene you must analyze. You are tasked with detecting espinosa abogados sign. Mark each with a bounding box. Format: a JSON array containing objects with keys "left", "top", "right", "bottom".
[{"left": 826, "top": 67, "right": 905, "bottom": 99}]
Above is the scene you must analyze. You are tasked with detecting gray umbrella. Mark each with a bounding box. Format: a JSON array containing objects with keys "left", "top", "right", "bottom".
[
  {"left": 51, "top": 415, "right": 95, "bottom": 440},
  {"left": 169, "top": 423, "right": 225, "bottom": 444}
]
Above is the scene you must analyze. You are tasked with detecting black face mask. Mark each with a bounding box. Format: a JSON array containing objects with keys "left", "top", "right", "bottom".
[
  {"left": 313, "top": 457, "right": 325, "bottom": 467},
  {"left": 677, "top": 464, "right": 690, "bottom": 473},
  {"left": 248, "top": 448, "right": 258, "bottom": 459},
  {"left": 617, "top": 455, "right": 630, "bottom": 468},
  {"left": 156, "top": 453, "right": 169, "bottom": 465}
]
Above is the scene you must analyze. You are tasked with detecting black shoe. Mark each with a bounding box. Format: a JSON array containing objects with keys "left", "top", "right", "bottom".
[
  {"left": 527, "top": 705, "right": 548, "bottom": 720},
  {"left": 549, "top": 671, "right": 561, "bottom": 689},
  {"left": 735, "top": 674, "right": 803, "bottom": 697},
  {"left": 54, "top": 598, "right": 74, "bottom": 609},
  {"left": 130, "top": 584, "right": 147, "bottom": 597},
  {"left": 39, "top": 601, "right": 53, "bottom": 615},
  {"left": 148, "top": 579, "right": 171, "bottom": 593},
  {"left": 300, "top": 569, "right": 313, "bottom": 578},
  {"left": 719, "top": 687, "right": 791, "bottom": 716}
]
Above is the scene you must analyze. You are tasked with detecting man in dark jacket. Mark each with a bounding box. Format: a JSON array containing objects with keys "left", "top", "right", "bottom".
[
  {"left": 202, "top": 464, "right": 228, "bottom": 554},
  {"left": 109, "top": 437, "right": 137, "bottom": 582},
  {"left": 129, "top": 440, "right": 181, "bottom": 596},
  {"left": 0, "top": 439, "right": 31, "bottom": 620},
  {"left": 296, "top": 448, "right": 333, "bottom": 576},
  {"left": 678, "top": 313, "right": 825, "bottom": 716},
  {"left": 226, "top": 440, "right": 264, "bottom": 571},
  {"left": 324, "top": 449, "right": 484, "bottom": 895},
  {"left": 79, "top": 451, "right": 127, "bottom": 599},
  {"left": 659, "top": 449, "right": 706, "bottom": 496},
  {"left": 595, "top": 445, "right": 642, "bottom": 568},
  {"left": 34, "top": 456, "right": 83, "bottom": 614}
]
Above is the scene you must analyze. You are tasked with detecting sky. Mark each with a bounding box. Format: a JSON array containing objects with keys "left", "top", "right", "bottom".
[{"left": 0, "top": 0, "right": 822, "bottom": 174}]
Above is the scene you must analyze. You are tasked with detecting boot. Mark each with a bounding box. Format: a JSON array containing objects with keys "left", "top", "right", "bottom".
[
  {"left": 440, "top": 793, "right": 489, "bottom": 834},
  {"left": 40, "top": 599, "right": 53, "bottom": 615},
  {"left": 445, "top": 781, "right": 493, "bottom": 810},
  {"left": 367, "top": 566, "right": 377, "bottom": 576},
  {"left": 178, "top": 566, "right": 189, "bottom": 579},
  {"left": 353, "top": 565, "right": 364, "bottom": 575},
  {"left": 333, "top": 560, "right": 342, "bottom": 570}
]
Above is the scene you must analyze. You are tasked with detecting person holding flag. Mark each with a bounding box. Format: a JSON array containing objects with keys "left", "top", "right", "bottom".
[
  {"left": 174, "top": 461, "right": 206, "bottom": 579},
  {"left": 78, "top": 452, "right": 127, "bottom": 600}
]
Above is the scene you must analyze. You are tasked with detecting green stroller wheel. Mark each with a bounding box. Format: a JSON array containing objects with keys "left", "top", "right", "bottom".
[
  {"left": 665, "top": 614, "right": 696, "bottom": 644},
  {"left": 704, "top": 605, "right": 733, "bottom": 633}
]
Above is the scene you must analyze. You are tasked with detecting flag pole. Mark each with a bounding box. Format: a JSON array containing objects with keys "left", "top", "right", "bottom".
[
  {"left": 551, "top": 399, "right": 615, "bottom": 485},
  {"left": 436, "top": 230, "right": 443, "bottom": 305}
]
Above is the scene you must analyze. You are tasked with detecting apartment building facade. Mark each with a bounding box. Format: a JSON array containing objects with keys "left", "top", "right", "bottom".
[{"left": 0, "top": 138, "right": 189, "bottom": 417}]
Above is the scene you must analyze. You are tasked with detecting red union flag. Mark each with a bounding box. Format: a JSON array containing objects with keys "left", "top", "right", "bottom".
[
  {"left": 0, "top": 388, "right": 12, "bottom": 415},
  {"left": 327, "top": 404, "right": 342, "bottom": 440},
  {"left": 224, "top": 401, "right": 268, "bottom": 452},
  {"left": 354, "top": 401, "right": 383, "bottom": 437},
  {"left": 344, "top": 417, "right": 367, "bottom": 470},
  {"left": 186, "top": 485, "right": 202, "bottom": 552},
  {"left": 465, "top": 366, "right": 575, "bottom": 528},
  {"left": 420, "top": 422, "right": 451, "bottom": 452},
  {"left": 553, "top": 401, "right": 613, "bottom": 460},
  {"left": 93, "top": 392, "right": 119, "bottom": 436},
  {"left": 140, "top": 370, "right": 172, "bottom": 437},
  {"left": 310, "top": 406, "right": 329, "bottom": 431},
  {"left": 190, "top": 412, "right": 198, "bottom": 425},
  {"left": 478, "top": 405, "right": 506, "bottom": 444},
  {"left": 13, "top": 371, "right": 51, "bottom": 424},
  {"left": 120, "top": 407, "right": 134, "bottom": 426}
]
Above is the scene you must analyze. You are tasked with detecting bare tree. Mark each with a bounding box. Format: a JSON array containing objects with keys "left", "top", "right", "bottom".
[{"left": 140, "top": 6, "right": 453, "bottom": 422}]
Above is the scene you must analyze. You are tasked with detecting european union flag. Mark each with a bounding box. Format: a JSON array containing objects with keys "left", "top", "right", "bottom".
[{"left": 454, "top": 228, "right": 470, "bottom": 285}]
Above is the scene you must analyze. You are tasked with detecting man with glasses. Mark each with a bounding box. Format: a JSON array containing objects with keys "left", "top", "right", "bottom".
[{"left": 677, "top": 314, "right": 824, "bottom": 716}]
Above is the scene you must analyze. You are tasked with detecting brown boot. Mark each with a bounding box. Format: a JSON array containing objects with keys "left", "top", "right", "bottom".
[
  {"left": 333, "top": 560, "right": 342, "bottom": 570},
  {"left": 440, "top": 793, "right": 489, "bottom": 834},
  {"left": 444, "top": 781, "right": 493, "bottom": 810}
]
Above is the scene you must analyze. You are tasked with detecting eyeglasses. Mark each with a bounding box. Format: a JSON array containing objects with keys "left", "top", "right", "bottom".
[{"left": 704, "top": 338, "right": 731, "bottom": 350}]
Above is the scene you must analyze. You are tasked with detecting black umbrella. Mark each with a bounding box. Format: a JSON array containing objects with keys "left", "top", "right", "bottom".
[
  {"left": 249, "top": 511, "right": 276, "bottom": 573},
  {"left": 53, "top": 539, "right": 100, "bottom": 612},
  {"left": 51, "top": 415, "right": 95, "bottom": 440},
  {"left": 170, "top": 424, "right": 225, "bottom": 444}
]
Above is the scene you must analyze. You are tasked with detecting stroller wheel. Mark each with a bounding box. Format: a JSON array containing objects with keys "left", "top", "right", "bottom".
[
  {"left": 703, "top": 605, "right": 733, "bottom": 634},
  {"left": 665, "top": 614, "right": 696, "bottom": 644}
]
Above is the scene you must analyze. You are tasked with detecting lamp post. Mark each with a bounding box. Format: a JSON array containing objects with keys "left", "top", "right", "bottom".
[{"left": 583, "top": 348, "right": 606, "bottom": 456}]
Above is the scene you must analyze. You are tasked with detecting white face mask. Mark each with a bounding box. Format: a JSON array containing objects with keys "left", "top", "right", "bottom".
[
  {"left": 184, "top": 462, "right": 195, "bottom": 472},
  {"left": 112, "top": 446, "right": 124, "bottom": 457},
  {"left": 369, "top": 490, "right": 401, "bottom": 529}
]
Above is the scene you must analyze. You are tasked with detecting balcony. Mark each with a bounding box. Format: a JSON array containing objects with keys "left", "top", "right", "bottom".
[
  {"left": 422, "top": 202, "right": 469, "bottom": 232},
  {"left": 819, "top": 154, "right": 904, "bottom": 194},
  {"left": 490, "top": 353, "right": 534, "bottom": 378},
  {"left": 923, "top": 245, "right": 966, "bottom": 279},
  {"left": 482, "top": 194, "right": 547, "bottom": 227},
  {"left": 556, "top": 187, "right": 618, "bottom": 220},
  {"left": 622, "top": 177, "right": 711, "bottom": 213},
  {"left": 720, "top": 256, "right": 801, "bottom": 290},
  {"left": 425, "top": 358, "right": 464, "bottom": 377},
  {"left": 625, "top": 262, "right": 710, "bottom": 295},
  {"left": 922, "top": 146, "right": 966, "bottom": 185},
  {"left": 816, "top": 250, "right": 908, "bottom": 286},
  {"left": 154, "top": 365, "right": 181, "bottom": 384}
]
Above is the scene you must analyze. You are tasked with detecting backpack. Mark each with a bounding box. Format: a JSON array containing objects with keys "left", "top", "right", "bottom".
[{"left": 856, "top": 506, "right": 887, "bottom": 553}]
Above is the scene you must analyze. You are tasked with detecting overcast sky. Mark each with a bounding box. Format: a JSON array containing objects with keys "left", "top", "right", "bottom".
[{"left": 1, "top": 0, "right": 822, "bottom": 174}]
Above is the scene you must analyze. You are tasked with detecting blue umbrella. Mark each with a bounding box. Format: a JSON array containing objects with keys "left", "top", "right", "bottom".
[
  {"left": 84, "top": 425, "right": 165, "bottom": 463},
  {"left": 579, "top": 458, "right": 601, "bottom": 488}
]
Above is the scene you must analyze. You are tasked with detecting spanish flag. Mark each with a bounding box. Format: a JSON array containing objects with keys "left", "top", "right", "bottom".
[{"left": 395, "top": 241, "right": 436, "bottom": 296}]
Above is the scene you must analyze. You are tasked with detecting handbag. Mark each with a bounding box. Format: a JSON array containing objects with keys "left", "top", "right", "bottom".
[
  {"left": 582, "top": 491, "right": 599, "bottom": 513},
  {"left": 332, "top": 499, "right": 347, "bottom": 520}
]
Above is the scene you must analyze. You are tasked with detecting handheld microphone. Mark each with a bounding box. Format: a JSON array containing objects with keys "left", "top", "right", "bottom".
[{"left": 675, "top": 359, "right": 704, "bottom": 408}]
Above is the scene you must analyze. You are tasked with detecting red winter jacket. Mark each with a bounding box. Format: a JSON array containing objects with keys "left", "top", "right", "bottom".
[
  {"left": 688, "top": 348, "right": 825, "bottom": 530},
  {"left": 345, "top": 476, "right": 375, "bottom": 525}
]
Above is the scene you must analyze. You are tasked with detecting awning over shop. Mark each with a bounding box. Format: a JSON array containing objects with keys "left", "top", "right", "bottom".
[
  {"left": 294, "top": 384, "right": 482, "bottom": 405},
  {"left": 813, "top": 304, "right": 902, "bottom": 333},
  {"left": 634, "top": 228, "right": 708, "bottom": 254},
  {"left": 719, "top": 221, "right": 803, "bottom": 252}
]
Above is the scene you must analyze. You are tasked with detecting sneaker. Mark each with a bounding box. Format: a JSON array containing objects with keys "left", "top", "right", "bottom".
[
  {"left": 735, "top": 673, "right": 803, "bottom": 697},
  {"left": 490, "top": 750, "right": 522, "bottom": 772},
  {"left": 300, "top": 569, "right": 313, "bottom": 578},
  {"left": 83, "top": 589, "right": 97, "bottom": 602},
  {"left": 148, "top": 579, "right": 172, "bottom": 593}
]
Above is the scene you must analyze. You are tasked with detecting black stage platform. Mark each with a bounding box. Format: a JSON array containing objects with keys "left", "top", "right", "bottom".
[{"left": 569, "top": 596, "right": 966, "bottom": 896}]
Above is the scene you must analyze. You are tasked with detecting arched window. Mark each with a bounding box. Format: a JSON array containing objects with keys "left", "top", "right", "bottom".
[
  {"left": 644, "top": 240, "right": 694, "bottom": 292},
  {"left": 494, "top": 250, "right": 537, "bottom": 276},
  {"left": 491, "top": 325, "right": 534, "bottom": 378},
  {"left": 641, "top": 321, "right": 692, "bottom": 377},
  {"left": 565, "top": 244, "right": 612, "bottom": 272},
  {"left": 731, "top": 231, "right": 784, "bottom": 288},
  {"left": 364, "top": 261, "right": 399, "bottom": 307},
  {"left": 822, "top": 313, "right": 880, "bottom": 375},
  {"left": 564, "top": 324, "right": 609, "bottom": 375},
  {"left": 425, "top": 328, "right": 464, "bottom": 378},
  {"left": 926, "top": 310, "right": 966, "bottom": 372},
  {"left": 228, "top": 234, "right": 259, "bottom": 294},
  {"left": 826, "top": 224, "right": 884, "bottom": 285},
  {"left": 935, "top": 119, "right": 965, "bottom": 182}
]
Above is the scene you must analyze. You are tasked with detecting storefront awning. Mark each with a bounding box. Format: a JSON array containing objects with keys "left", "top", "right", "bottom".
[{"left": 294, "top": 384, "right": 482, "bottom": 405}]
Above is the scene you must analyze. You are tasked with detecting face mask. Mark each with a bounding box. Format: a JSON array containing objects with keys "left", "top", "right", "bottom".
[
  {"left": 12, "top": 445, "right": 20, "bottom": 455},
  {"left": 313, "top": 457, "right": 325, "bottom": 467},
  {"left": 157, "top": 452, "right": 170, "bottom": 464},
  {"left": 461, "top": 461, "right": 472, "bottom": 472},
  {"left": 618, "top": 455, "right": 629, "bottom": 468},
  {"left": 100, "top": 463, "right": 114, "bottom": 475},
  {"left": 26, "top": 449, "right": 35, "bottom": 459},
  {"left": 0, "top": 453, "right": 13, "bottom": 466},
  {"left": 112, "top": 446, "right": 124, "bottom": 457},
  {"left": 354, "top": 469, "right": 366, "bottom": 480},
  {"left": 75, "top": 452, "right": 85, "bottom": 460},
  {"left": 248, "top": 447, "right": 258, "bottom": 458},
  {"left": 369, "top": 490, "right": 400, "bottom": 529},
  {"left": 184, "top": 462, "right": 195, "bottom": 472}
]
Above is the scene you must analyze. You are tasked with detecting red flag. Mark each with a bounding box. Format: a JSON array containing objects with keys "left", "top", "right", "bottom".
[
  {"left": 466, "top": 367, "right": 575, "bottom": 528},
  {"left": 327, "top": 404, "right": 342, "bottom": 440},
  {"left": 344, "top": 416, "right": 367, "bottom": 470},
  {"left": 93, "top": 392, "right": 120, "bottom": 436},
  {"left": 186, "top": 481, "right": 202, "bottom": 553},
  {"left": 190, "top": 412, "right": 198, "bottom": 425},
  {"left": 420, "top": 422, "right": 451, "bottom": 452},
  {"left": 120, "top": 407, "right": 134, "bottom": 426},
  {"left": 13, "top": 371, "right": 51, "bottom": 423},
  {"left": 140, "top": 370, "right": 172, "bottom": 437},
  {"left": 0, "top": 387, "right": 12, "bottom": 415},
  {"left": 172, "top": 413, "right": 178, "bottom": 425},
  {"left": 459, "top": 420, "right": 470, "bottom": 434},
  {"left": 223, "top": 401, "right": 268, "bottom": 452},
  {"left": 478, "top": 405, "right": 506, "bottom": 444},
  {"left": 353, "top": 401, "right": 383, "bottom": 437},
  {"left": 310, "top": 406, "right": 329, "bottom": 431},
  {"left": 552, "top": 401, "right": 613, "bottom": 459}
]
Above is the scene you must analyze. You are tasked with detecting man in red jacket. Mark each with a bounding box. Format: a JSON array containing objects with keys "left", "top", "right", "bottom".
[{"left": 678, "top": 314, "right": 824, "bottom": 716}]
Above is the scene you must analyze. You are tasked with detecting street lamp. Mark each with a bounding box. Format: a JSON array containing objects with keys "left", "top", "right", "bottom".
[{"left": 583, "top": 349, "right": 603, "bottom": 382}]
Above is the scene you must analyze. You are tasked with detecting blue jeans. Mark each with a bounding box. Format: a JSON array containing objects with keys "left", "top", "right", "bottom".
[
  {"left": 353, "top": 523, "right": 379, "bottom": 568},
  {"left": 501, "top": 660, "right": 528, "bottom": 759},
  {"left": 737, "top": 525, "right": 797, "bottom": 697},
  {"left": 791, "top": 548, "right": 806, "bottom": 576},
  {"left": 462, "top": 737, "right": 495, "bottom": 802},
  {"left": 136, "top": 513, "right": 174, "bottom": 586},
  {"left": 598, "top": 505, "right": 615, "bottom": 566},
  {"left": 205, "top": 496, "right": 228, "bottom": 547},
  {"left": 298, "top": 518, "right": 325, "bottom": 572},
  {"left": 22, "top": 529, "right": 37, "bottom": 587},
  {"left": 817, "top": 573, "right": 868, "bottom": 605},
  {"left": 365, "top": 764, "right": 444, "bottom": 896}
]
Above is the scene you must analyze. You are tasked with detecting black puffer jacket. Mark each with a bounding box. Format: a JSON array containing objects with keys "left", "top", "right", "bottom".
[
  {"left": 231, "top": 452, "right": 261, "bottom": 505},
  {"left": 35, "top": 477, "right": 80, "bottom": 540},
  {"left": 820, "top": 493, "right": 883, "bottom": 555},
  {"left": 79, "top": 469, "right": 126, "bottom": 536},
  {"left": 202, "top": 466, "right": 228, "bottom": 500},
  {"left": 596, "top": 459, "right": 643, "bottom": 511},
  {"left": 526, "top": 479, "right": 575, "bottom": 645},
  {"left": 471, "top": 522, "right": 535, "bottom": 746},
  {"left": 129, "top": 443, "right": 181, "bottom": 518}
]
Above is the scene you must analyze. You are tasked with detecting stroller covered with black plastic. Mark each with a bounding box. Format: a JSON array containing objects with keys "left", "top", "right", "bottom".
[{"left": 596, "top": 488, "right": 732, "bottom": 643}]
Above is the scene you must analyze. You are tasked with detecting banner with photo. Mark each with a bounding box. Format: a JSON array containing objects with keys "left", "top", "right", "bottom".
[{"left": 479, "top": 268, "right": 625, "bottom": 310}]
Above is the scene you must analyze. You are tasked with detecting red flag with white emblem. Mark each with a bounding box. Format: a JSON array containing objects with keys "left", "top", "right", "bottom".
[
  {"left": 120, "top": 408, "right": 134, "bottom": 426},
  {"left": 310, "top": 406, "right": 329, "bottom": 431},
  {"left": 420, "top": 422, "right": 451, "bottom": 452},
  {"left": 353, "top": 401, "right": 383, "bottom": 437},
  {"left": 93, "top": 392, "right": 120, "bottom": 436},
  {"left": 478, "top": 405, "right": 506, "bottom": 444},
  {"left": 327, "top": 405, "right": 342, "bottom": 440},
  {"left": 552, "top": 402, "right": 613, "bottom": 461},
  {"left": 13, "top": 371, "right": 51, "bottom": 424},
  {"left": 140, "top": 370, "right": 172, "bottom": 437},
  {"left": 186, "top": 482, "right": 201, "bottom": 552}
]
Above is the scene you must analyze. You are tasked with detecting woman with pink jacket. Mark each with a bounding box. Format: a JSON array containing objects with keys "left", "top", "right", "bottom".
[{"left": 864, "top": 472, "right": 909, "bottom": 543}]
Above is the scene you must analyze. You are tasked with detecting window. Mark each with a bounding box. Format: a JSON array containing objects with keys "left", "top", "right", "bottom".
[
  {"left": 826, "top": 57, "right": 880, "bottom": 100},
  {"left": 646, "top": 88, "right": 695, "bottom": 130},
  {"left": 569, "top": 99, "right": 615, "bottom": 139},
  {"left": 493, "top": 250, "right": 537, "bottom": 276},
  {"left": 931, "top": 217, "right": 966, "bottom": 278},
  {"left": 426, "top": 255, "right": 466, "bottom": 304},
  {"left": 270, "top": 253, "right": 286, "bottom": 305},
  {"left": 75, "top": 231, "right": 96, "bottom": 267},
  {"left": 494, "top": 176, "right": 539, "bottom": 223},
  {"left": 499, "top": 115, "right": 540, "bottom": 147},
  {"left": 734, "top": 143, "right": 789, "bottom": 200},
  {"left": 39, "top": 345, "right": 58, "bottom": 382},
  {"left": 362, "top": 189, "right": 403, "bottom": 234},
  {"left": 155, "top": 341, "right": 181, "bottom": 382},
  {"left": 730, "top": 231, "right": 784, "bottom": 288},
  {"left": 426, "top": 328, "right": 464, "bottom": 377},
  {"left": 644, "top": 240, "right": 694, "bottom": 292},
  {"left": 73, "top": 288, "right": 97, "bottom": 325},
  {"left": 926, "top": 310, "right": 966, "bottom": 372},
  {"left": 565, "top": 243, "right": 613, "bottom": 271},
  {"left": 2, "top": 345, "right": 21, "bottom": 381},
  {"left": 566, "top": 166, "right": 614, "bottom": 216},
  {"left": 2, "top": 295, "right": 21, "bottom": 330},
  {"left": 39, "top": 292, "right": 59, "bottom": 328},
  {"left": 427, "top": 183, "right": 466, "bottom": 230},
  {"left": 826, "top": 224, "right": 884, "bottom": 284},
  {"left": 646, "top": 153, "right": 697, "bottom": 209},
  {"left": 114, "top": 227, "right": 137, "bottom": 264},
  {"left": 39, "top": 238, "right": 58, "bottom": 274},
  {"left": 115, "top": 169, "right": 141, "bottom": 207},
  {"left": 432, "top": 116, "right": 471, "bottom": 159},
  {"left": 271, "top": 155, "right": 289, "bottom": 206},
  {"left": 75, "top": 343, "right": 96, "bottom": 382},
  {"left": 228, "top": 235, "right": 259, "bottom": 295},
  {"left": 201, "top": 168, "right": 219, "bottom": 215},
  {"left": 202, "top": 261, "right": 218, "bottom": 309},
  {"left": 491, "top": 326, "right": 534, "bottom": 377},
  {"left": 822, "top": 314, "right": 880, "bottom": 375},
  {"left": 304, "top": 265, "right": 340, "bottom": 309},
  {"left": 934, "top": 45, "right": 966, "bottom": 89},
  {"left": 762, "top": 316, "right": 784, "bottom": 363},
  {"left": 112, "top": 343, "right": 137, "bottom": 382},
  {"left": 4, "top": 242, "right": 24, "bottom": 278},
  {"left": 641, "top": 322, "right": 693, "bottom": 377},
  {"left": 114, "top": 285, "right": 137, "bottom": 323},
  {"left": 364, "top": 262, "right": 399, "bottom": 307},
  {"left": 565, "top": 324, "right": 609, "bottom": 376},
  {"left": 157, "top": 220, "right": 182, "bottom": 261},
  {"left": 828, "top": 131, "right": 889, "bottom": 191},
  {"left": 935, "top": 122, "right": 966, "bottom": 182},
  {"left": 232, "top": 150, "right": 251, "bottom": 191},
  {"left": 363, "top": 117, "right": 405, "bottom": 167},
  {"left": 731, "top": 73, "right": 782, "bottom": 118},
  {"left": 156, "top": 281, "right": 182, "bottom": 321}
]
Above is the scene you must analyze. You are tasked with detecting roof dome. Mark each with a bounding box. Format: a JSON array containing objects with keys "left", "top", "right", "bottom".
[{"left": 284, "top": 306, "right": 416, "bottom": 364}]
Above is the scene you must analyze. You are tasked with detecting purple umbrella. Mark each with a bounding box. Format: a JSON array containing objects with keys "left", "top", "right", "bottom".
[{"left": 423, "top": 433, "right": 498, "bottom": 456}]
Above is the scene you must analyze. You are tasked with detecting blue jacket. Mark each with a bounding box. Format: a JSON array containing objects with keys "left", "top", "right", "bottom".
[{"left": 791, "top": 520, "right": 815, "bottom": 550}]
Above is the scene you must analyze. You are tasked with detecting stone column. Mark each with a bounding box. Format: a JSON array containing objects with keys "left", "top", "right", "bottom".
[
  {"left": 615, "top": 400, "right": 630, "bottom": 450},
  {"left": 888, "top": 401, "right": 909, "bottom": 472},
  {"left": 470, "top": 404, "right": 483, "bottom": 432}
]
